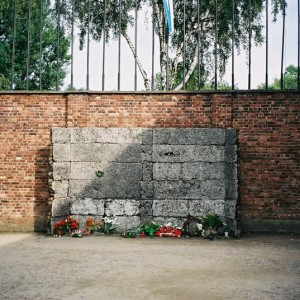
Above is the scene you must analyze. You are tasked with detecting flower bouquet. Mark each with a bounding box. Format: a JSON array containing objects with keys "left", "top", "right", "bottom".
[{"left": 53, "top": 216, "right": 79, "bottom": 236}]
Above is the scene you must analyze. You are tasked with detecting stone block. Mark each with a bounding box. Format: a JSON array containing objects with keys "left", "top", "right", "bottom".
[
  {"left": 70, "top": 162, "right": 142, "bottom": 181},
  {"left": 53, "top": 144, "right": 70, "bottom": 162},
  {"left": 224, "top": 200, "right": 237, "bottom": 219},
  {"left": 52, "top": 128, "right": 71, "bottom": 144},
  {"left": 69, "top": 179, "right": 140, "bottom": 198},
  {"left": 154, "top": 180, "right": 225, "bottom": 200},
  {"left": 105, "top": 200, "right": 140, "bottom": 216},
  {"left": 70, "top": 198, "right": 98, "bottom": 215},
  {"left": 141, "top": 181, "right": 154, "bottom": 199},
  {"left": 53, "top": 162, "right": 70, "bottom": 180},
  {"left": 225, "top": 145, "right": 237, "bottom": 163},
  {"left": 141, "top": 145, "right": 152, "bottom": 162},
  {"left": 153, "top": 200, "right": 188, "bottom": 217},
  {"left": 52, "top": 180, "right": 68, "bottom": 198},
  {"left": 114, "top": 216, "right": 141, "bottom": 232},
  {"left": 193, "top": 146, "right": 225, "bottom": 162},
  {"left": 139, "top": 200, "right": 153, "bottom": 217},
  {"left": 225, "top": 180, "right": 238, "bottom": 199},
  {"left": 52, "top": 197, "right": 71, "bottom": 217},
  {"left": 153, "top": 163, "right": 182, "bottom": 180},
  {"left": 152, "top": 145, "right": 195, "bottom": 162},
  {"left": 181, "top": 162, "right": 224, "bottom": 180},
  {"left": 153, "top": 128, "right": 225, "bottom": 145},
  {"left": 71, "top": 144, "right": 142, "bottom": 162},
  {"left": 143, "top": 163, "right": 153, "bottom": 181},
  {"left": 225, "top": 129, "right": 237, "bottom": 145},
  {"left": 189, "top": 200, "right": 225, "bottom": 217},
  {"left": 142, "top": 129, "right": 153, "bottom": 145},
  {"left": 224, "top": 163, "right": 237, "bottom": 180}
]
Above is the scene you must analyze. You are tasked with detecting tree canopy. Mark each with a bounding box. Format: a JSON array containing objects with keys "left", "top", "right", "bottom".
[
  {"left": 0, "top": 0, "right": 70, "bottom": 90},
  {"left": 63, "top": 0, "right": 285, "bottom": 90}
]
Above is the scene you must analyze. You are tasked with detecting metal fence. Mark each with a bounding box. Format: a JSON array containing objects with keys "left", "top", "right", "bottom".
[{"left": 3, "top": 0, "right": 300, "bottom": 91}]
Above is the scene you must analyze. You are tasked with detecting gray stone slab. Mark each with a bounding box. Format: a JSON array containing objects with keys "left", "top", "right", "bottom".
[
  {"left": 52, "top": 128, "right": 71, "bottom": 144},
  {"left": 153, "top": 163, "right": 182, "bottom": 180},
  {"left": 181, "top": 162, "right": 225, "bottom": 180},
  {"left": 52, "top": 180, "right": 69, "bottom": 198},
  {"left": 189, "top": 200, "right": 225, "bottom": 217},
  {"left": 225, "top": 145, "right": 237, "bottom": 163},
  {"left": 70, "top": 162, "right": 142, "bottom": 181},
  {"left": 139, "top": 200, "right": 153, "bottom": 217},
  {"left": 224, "top": 163, "right": 237, "bottom": 180},
  {"left": 70, "top": 198, "right": 98, "bottom": 215},
  {"left": 141, "top": 145, "right": 152, "bottom": 162},
  {"left": 153, "top": 200, "right": 188, "bottom": 217},
  {"left": 53, "top": 144, "right": 70, "bottom": 162},
  {"left": 114, "top": 216, "right": 141, "bottom": 232},
  {"left": 142, "top": 129, "right": 153, "bottom": 145},
  {"left": 69, "top": 179, "right": 140, "bottom": 198},
  {"left": 70, "top": 144, "right": 142, "bottom": 162},
  {"left": 193, "top": 146, "right": 225, "bottom": 162},
  {"left": 153, "top": 128, "right": 226, "bottom": 145},
  {"left": 225, "top": 129, "right": 237, "bottom": 145},
  {"left": 152, "top": 145, "right": 195, "bottom": 162},
  {"left": 51, "top": 197, "right": 71, "bottom": 217},
  {"left": 225, "top": 180, "right": 238, "bottom": 199},
  {"left": 53, "top": 162, "right": 70, "bottom": 180},
  {"left": 143, "top": 163, "right": 153, "bottom": 181},
  {"left": 71, "top": 128, "right": 143, "bottom": 144},
  {"left": 141, "top": 181, "right": 154, "bottom": 199},
  {"left": 105, "top": 200, "right": 140, "bottom": 216},
  {"left": 154, "top": 180, "right": 225, "bottom": 200},
  {"left": 224, "top": 200, "right": 237, "bottom": 219}
]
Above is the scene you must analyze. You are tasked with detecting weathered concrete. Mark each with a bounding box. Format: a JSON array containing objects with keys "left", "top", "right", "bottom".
[{"left": 51, "top": 128, "right": 238, "bottom": 232}]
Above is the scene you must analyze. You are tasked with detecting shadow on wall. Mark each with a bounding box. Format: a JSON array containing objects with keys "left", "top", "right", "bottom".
[
  {"left": 50, "top": 128, "right": 238, "bottom": 233},
  {"left": 34, "top": 147, "right": 51, "bottom": 232}
]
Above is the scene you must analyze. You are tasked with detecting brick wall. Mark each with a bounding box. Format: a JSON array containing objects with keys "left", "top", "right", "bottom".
[{"left": 0, "top": 91, "right": 299, "bottom": 232}]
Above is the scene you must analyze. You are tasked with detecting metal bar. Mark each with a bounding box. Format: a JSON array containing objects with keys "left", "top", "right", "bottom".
[
  {"left": 248, "top": 0, "right": 251, "bottom": 90},
  {"left": 298, "top": 0, "right": 300, "bottom": 90},
  {"left": 232, "top": 0, "right": 235, "bottom": 90},
  {"left": 39, "top": 0, "right": 43, "bottom": 90},
  {"left": 281, "top": 2, "right": 286, "bottom": 89},
  {"left": 71, "top": 0, "right": 75, "bottom": 89},
  {"left": 26, "top": 0, "right": 32, "bottom": 90},
  {"left": 118, "top": 0, "right": 121, "bottom": 91},
  {"left": 166, "top": 33, "right": 169, "bottom": 90},
  {"left": 10, "top": 0, "right": 17, "bottom": 90},
  {"left": 151, "top": 0, "right": 155, "bottom": 90},
  {"left": 87, "top": 0, "right": 90, "bottom": 91},
  {"left": 56, "top": 0, "right": 60, "bottom": 91},
  {"left": 134, "top": 0, "right": 138, "bottom": 91},
  {"left": 214, "top": 0, "right": 217, "bottom": 90},
  {"left": 265, "top": 0, "right": 269, "bottom": 89},
  {"left": 197, "top": 0, "right": 201, "bottom": 90},
  {"left": 183, "top": 0, "right": 186, "bottom": 90},
  {"left": 102, "top": 0, "right": 107, "bottom": 91}
]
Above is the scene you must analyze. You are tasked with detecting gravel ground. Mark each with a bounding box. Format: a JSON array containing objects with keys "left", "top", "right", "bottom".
[{"left": 0, "top": 233, "right": 299, "bottom": 300}]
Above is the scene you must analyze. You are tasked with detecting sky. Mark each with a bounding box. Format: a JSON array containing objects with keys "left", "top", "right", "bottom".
[{"left": 63, "top": 0, "right": 298, "bottom": 91}]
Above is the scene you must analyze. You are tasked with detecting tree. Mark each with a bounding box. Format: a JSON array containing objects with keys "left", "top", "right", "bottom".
[
  {"left": 258, "top": 65, "right": 298, "bottom": 90},
  {"left": 62, "top": 0, "right": 285, "bottom": 90},
  {"left": 0, "top": 0, "right": 70, "bottom": 90}
]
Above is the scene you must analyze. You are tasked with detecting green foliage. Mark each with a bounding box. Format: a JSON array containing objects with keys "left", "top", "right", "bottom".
[
  {"left": 0, "top": 74, "right": 10, "bottom": 90},
  {"left": 0, "top": 0, "right": 70, "bottom": 90},
  {"left": 258, "top": 65, "right": 299, "bottom": 90},
  {"left": 201, "top": 213, "right": 223, "bottom": 230}
]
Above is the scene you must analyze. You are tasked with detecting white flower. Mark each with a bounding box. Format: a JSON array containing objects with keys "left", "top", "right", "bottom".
[{"left": 196, "top": 223, "right": 203, "bottom": 231}]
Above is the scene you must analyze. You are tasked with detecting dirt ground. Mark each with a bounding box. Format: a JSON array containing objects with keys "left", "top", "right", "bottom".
[{"left": 0, "top": 233, "right": 299, "bottom": 300}]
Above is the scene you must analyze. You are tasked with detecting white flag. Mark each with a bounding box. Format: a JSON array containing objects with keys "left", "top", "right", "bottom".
[{"left": 163, "top": 0, "right": 174, "bottom": 34}]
